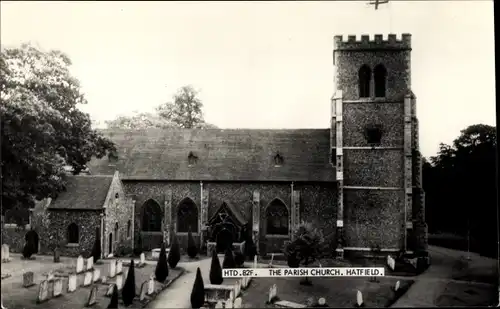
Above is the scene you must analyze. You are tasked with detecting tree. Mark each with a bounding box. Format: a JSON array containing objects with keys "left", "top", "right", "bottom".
[
  {"left": 168, "top": 234, "right": 181, "bottom": 269},
  {"left": 284, "top": 222, "right": 327, "bottom": 285},
  {"left": 190, "top": 267, "right": 205, "bottom": 309},
  {"left": 90, "top": 227, "right": 101, "bottom": 262},
  {"left": 107, "top": 284, "right": 119, "bottom": 309},
  {"left": 122, "top": 259, "right": 136, "bottom": 306},
  {"left": 155, "top": 242, "right": 169, "bottom": 283},
  {"left": 187, "top": 227, "right": 198, "bottom": 258},
  {"left": 105, "top": 111, "right": 174, "bottom": 130},
  {"left": 222, "top": 247, "right": 236, "bottom": 269},
  {"left": 209, "top": 249, "right": 223, "bottom": 284},
  {"left": 1, "top": 43, "right": 116, "bottom": 212}
]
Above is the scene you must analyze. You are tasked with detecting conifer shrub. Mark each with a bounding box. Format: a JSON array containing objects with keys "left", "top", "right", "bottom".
[
  {"left": 168, "top": 234, "right": 181, "bottom": 268},
  {"left": 122, "top": 259, "right": 136, "bottom": 306},
  {"left": 209, "top": 249, "right": 223, "bottom": 284},
  {"left": 190, "top": 267, "right": 205, "bottom": 309},
  {"left": 155, "top": 242, "right": 169, "bottom": 283}
]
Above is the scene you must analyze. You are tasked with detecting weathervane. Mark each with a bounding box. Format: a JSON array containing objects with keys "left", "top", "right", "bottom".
[{"left": 368, "top": 0, "right": 389, "bottom": 10}]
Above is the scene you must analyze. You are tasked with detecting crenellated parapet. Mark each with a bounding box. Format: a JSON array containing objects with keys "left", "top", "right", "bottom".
[{"left": 334, "top": 34, "right": 411, "bottom": 51}]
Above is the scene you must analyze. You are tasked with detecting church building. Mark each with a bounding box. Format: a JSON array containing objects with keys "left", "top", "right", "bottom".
[{"left": 40, "top": 33, "right": 428, "bottom": 259}]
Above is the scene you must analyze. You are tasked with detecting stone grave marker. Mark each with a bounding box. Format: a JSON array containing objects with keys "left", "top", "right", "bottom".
[
  {"left": 116, "top": 274, "right": 123, "bottom": 290},
  {"left": 106, "top": 284, "right": 114, "bottom": 297},
  {"left": 83, "top": 271, "right": 92, "bottom": 287},
  {"left": 86, "top": 285, "right": 98, "bottom": 307},
  {"left": 253, "top": 256, "right": 257, "bottom": 268},
  {"left": 356, "top": 290, "right": 363, "bottom": 307},
  {"left": 225, "top": 299, "right": 233, "bottom": 309},
  {"left": 101, "top": 275, "right": 107, "bottom": 284},
  {"left": 2, "top": 244, "right": 10, "bottom": 262},
  {"left": 234, "top": 297, "right": 242, "bottom": 309},
  {"left": 268, "top": 284, "right": 277, "bottom": 303},
  {"left": 46, "top": 270, "right": 55, "bottom": 282},
  {"left": 139, "top": 253, "right": 146, "bottom": 267},
  {"left": 68, "top": 274, "right": 77, "bottom": 292},
  {"left": 229, "top": 289, "right": 235, "bottom": 302},
  {"left": 76, "top": 255, "right": 84, "bottom": 274},
  {"left": 109, "top": 260, "right": 116, "bottom": 278},
  {"left": 235, "top": 280, "right": 240, "bottom": 297},
  {"left": 86, "top": 256, "right": 94, "bottom": 271},
  {"left": 36, "top": 280, "right": 49, "bottom": 303},
  {"left": 394, "top": 280, "right": 400, "bottom": 292},
  {"left": 147, "top": 277, "right": 155, "bottom": 295},
  {"left": 23, "top": 271, "right": 35, "bottom": 288},
  {"left": 93, "top": 268, "right": 101, "bottom": 283},
  {"left": 140, "top": 281, "right": 148, "bottom": 301},
  {"left": 53, "top": 278, "right": 63, "bottom": 297},
  {"left": 53, "top": 248, "right": 60, "bottom": 263},
  {"left": 269, "top": 253, "right": 275, "bottom": 268},
  {"left": 389, "top": 256, "right": 396, "bottom": 271},
  {"left": 116, "top": 260, "right": 123, "bottom": 274},
  {"left": 214, "top": 301, "right": 224, "bottom": 309}
]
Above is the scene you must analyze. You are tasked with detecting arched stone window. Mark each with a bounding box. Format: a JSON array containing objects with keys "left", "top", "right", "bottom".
[
  {"left": 67, "top": 223, "right": 79, "bottom": 244},
  {"left": 358, "top": 65, "right": 372, "bottom": 98},
  {"left": 142, "top": 199, "right": 163, "bottom": 232},
  {"left": 374, "top": 64, "right": 387, "bottom": 98},
  {"left": 266, "top": 199, "right": 289, "bottom": 235},
  {"left": 177, "top": 198, "right": 199, "bottom": 233},
  {"left": 127, "top": 220, "right": 132, "bottom": 238}
]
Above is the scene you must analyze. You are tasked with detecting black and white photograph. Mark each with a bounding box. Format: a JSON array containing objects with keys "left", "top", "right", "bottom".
[{"left": 0, "top": 1, "right": 497, "bottom": 308}]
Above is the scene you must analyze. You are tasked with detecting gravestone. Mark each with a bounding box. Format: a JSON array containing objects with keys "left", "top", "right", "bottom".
[
  {"left": 116, "top": 260, "right": 123, "bottom": 274},
  {"left": 139, "top": 253, "right": 146, "bottom": 266},
  {"left": 106, "top": 284, "right": 114, "bottom": 297},
  {"left": 253, "top": 256, "right": 258, "bottom": 268},
  {"left": 37, "top": 280, "right": 49, "bottom": 303},
  {"left": 109, "top": 260, "right": 116, "bottom": 278},
  {"left": 53, "top": 248, "right": 60, "bottom": 263},
  {"left": 229, "top": 290, "right": 235, "bottom": 302},
  {"left": 46, "top": 271, "right": 54, "bottom": 282},
  {"left": 93, "top": 268, "right": 101, "bottom": 283},
  {"left": 86, "top": 285, "right": 98, "bottom": 306},
  {"left": 23, "top": 271, "right": 35, "bottom": 288},
  {"left": 116, "top": 274, "right": 123, "bottom": 290},
  {"left": 76, "top": 255, "right": 84, "bottom": 274},
  {"left": 147, "top": 277, "right": 155, "bottom": 295},
  {"left": 214, "top": 301, "right": 224, "bottom": 309},
  {"left": 268, "top": 284, "right": 277, "bottom": 303},
  {"left": 2, "top": 244, "right": 10, "bottom": 262},
  {"left": 356, "top": 290, "right": 363, "bottom": 307},
  {"left": 83, "top": 271, "right": 92, "bottom": 287},
  {"left": 53, "top": 278, "right": 63, "bottom": 297},
  {"left": 225, "top": 299, "right": 233, "bottom": 309},
  {"left": 101, "top": 276, "right": 107, "bottom": 284},
  {"left": 140, "top": 281, "right": 148, "bottom": 301},
  {"left": 68, "top": 274, "right": 77, "bottom": 292},
  {"left": 86, "top": 256, "right": 94, "bottom": 271},
  {"left": 234, "top": 280, "right": 240, "bottom": 297},
  {"left": 234, "top": 297, "right": 242, "bottom": 309},
  {"left": 394, "top": 280, "right": 400, "bottom": 292}
]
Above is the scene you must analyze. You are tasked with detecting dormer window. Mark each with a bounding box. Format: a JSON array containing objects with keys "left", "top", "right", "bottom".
[
  {"left": 364, "top": 124, "right": 383, "bottom": 145},
  {"left": 274, "top": 152, "right": 284, "bottom": 167},
  {"left": 188, "top": 151, "right": 198, "bottom": 166}
]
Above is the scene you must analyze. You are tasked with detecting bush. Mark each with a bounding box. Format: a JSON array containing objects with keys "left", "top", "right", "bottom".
[
  {"left": 107, "top": 284, "right": 119, "bottom": 309},
  {"left": 90, "top": 227, "right": 101, "bottom": 262},
  {"left": 222, "top": 247, "right": 236, "bottom": 269},
  {"left": 234, "top": 252, "right": 245, "bottom": 267},
  {"left": 190, "top": 267, "right": 205, "bottom": 309},
  {"left": 155, "top": 242, "right": 169, "bottom": 283},
  {"left": 122, "top": 259, "right": 136, "bottom": 306},
  {"left": 209, "top": 250, "right": 223, "bottom": 285},
  {"left": 168, "top": 234, "right": 181, "bottom": 269},
  {"left": 187, "top": 228, "right": 198, "bottom": 258}
]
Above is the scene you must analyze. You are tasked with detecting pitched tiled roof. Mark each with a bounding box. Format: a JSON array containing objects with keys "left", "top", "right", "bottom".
[
  {"left": 48, "top": 175, "right": 113, "bottom": 210},
  {"left": 87, "top": 128, "right": 336, "bottom": 182}
]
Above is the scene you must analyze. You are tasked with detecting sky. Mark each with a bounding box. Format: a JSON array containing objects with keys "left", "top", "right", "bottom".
[{"left": 1, "top": 1, "right": 496, "bottom": 158}]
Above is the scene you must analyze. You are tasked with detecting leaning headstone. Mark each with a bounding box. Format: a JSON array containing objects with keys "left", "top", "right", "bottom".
[
  {"left": 229, "top": 289, "right": 235, "bottom": 302},
  {"left": 116, "top": 274, "right": 123, "bottom": 290},
  {"left": 2, "top": 244, "right": 11, "bottom": 262},
  {"left": 235, "top": 280, "right": 241, "bottom": 297},
  {"left": 253, "top": 256, "right": 258, "bottom": 269},
  {"left": 53, "top": 278, "right": 63, "bottom": 297},
  {"left": 109, "top": 260, "right": 116, "bottom": 278},
  {"left": 106, "top": 284, "right": 115, "bottom": 297},
  {"left": 139, "top": 253, "right": 146, "bottom": 267},
  {"left": 68, "top": 274, "right": 77, "bottom": 292},
  {"left": 36, "top": 280, "right": 49, "bottom": 303},
  {"left": 356, "top": 290, "right": 363, "bottom": 307},
  {"left": 140, "top": 281, "right": 148, "bottom": 301},
  {"left": 86, "top": 256, "right": 94, "bottom": 271},
  {"left": 93, "top": 268, "right": 101, "bottom": 283},
  {"left": 225, "top": 299, "right": 233, "bottom": 309},
  {"left": 394, "top": 280, "right": 400, "bottom": 292},
  {"left": 234, "top": 297, "right": 242, "bottom": 309},
  {"left": 53, "top": 248, "right": 60, "bottom": 263},
  {"left": 86, "top": 285, "right": 98, "bottom": 306},
  {"left": 83, "top": 271, "right": 92, "bottom": 287},
  {"left": 46, "top": 270, "right": 55, "bottom": 282},
  {"left": 116, "top": 260, "right": 123, "bottom": 274},
  {"left": 76, "top": 255, "right": 84, "bottom": 274},
  {"left": 214, "top": 301, "right": 224, "bottom": 308},
  {"left": 23, "top": 271, "right": 35, "bottom": 288},
  {"left": 147, "top": 277, "right": 155, "bottom": 295}
]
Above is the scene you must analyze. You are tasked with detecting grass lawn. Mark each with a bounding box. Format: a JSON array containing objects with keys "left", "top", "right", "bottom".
[
  {"left": 239, "top": 277, "right": 413, "bottom": 308},
  {"left": 436, "top": 282, "right": 497, "bottom": 307},
  {"left": 2, "top": 254, "right": 185, "bottom": 309}
]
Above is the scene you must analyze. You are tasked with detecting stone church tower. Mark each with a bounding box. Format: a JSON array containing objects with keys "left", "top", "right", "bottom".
[{"left": 331, "top": 34, "right": 427, "bottom": 258}]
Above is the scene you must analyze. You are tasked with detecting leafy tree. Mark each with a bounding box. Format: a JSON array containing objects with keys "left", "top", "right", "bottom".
[
  {"left": 168, "top": 233, "right": 181, "bottom": 269},
  {"left": 187, "top": 227, "right": 198, "bottom": 258},
  {"left": 209, "top": 249, "right": 223, "bottom": 284},
  {"left": 122, "top": 259, "right": 136, "bottom": 306},
  {"left": 1, "top": 43, "right": 116, "bottom": 212},
  {"left": 284, "top": 222, "right": 327, "bottom": 285},
  {"left": 155, "top": 242, "right": 169, "bottom": 283},
  {"left": 107, "top": 284, "right": 119, "bottom": 309},
  {"left": 105, "top": 111, "right": 174, "bottom": 130},
  {"left": 190, "top": 267, "right": 205, "bottom": 309},
  {"left": 222, "top": 247, "right": 236, "bottom": 269},
  {"left": 90, "top": 227, "right": 101, "bottom": 262}
]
